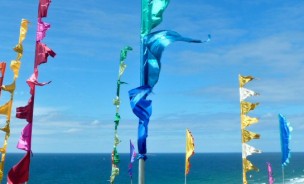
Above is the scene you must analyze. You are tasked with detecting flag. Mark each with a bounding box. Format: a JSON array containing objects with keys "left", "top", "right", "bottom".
[
  {"left": 241, "top": 115, "right": 259, "bottom": 129},
  {"left": 0, "top": 62, "right": 6, "bottom": 96},
  {"left": 241, "top": 101, "right": 259, "bottom": 115},
  {"left": 143, "top": 30, "right": 203, "bottom": 88},
  {"left": 128, "top": 140, "right": 136, "bottom": 178},
  {"left": 239, "top": 87, "right": 259, "bottom": 101},
  {"left": 185, "top": 129, "right": 195, "bottom": 175},
  {"left": 242, "top": 143, "right": 262, "bottom": 158},
  {"left": 279, "top": 114, "right": 292, "bottom": 166},
  {"left": 2, "top": 81, "right": 16, "bottom": 94},
  {"left": 129, "top": 86, "right": 152, "bottom": 158},
  {"left": 27, "top": 68, "right": 51, "bottom": 95},
  {"left": 242, "top": 129, "right": 260, "bottom": 143},
  {"left": 0, "top": 100, "right": 12, "bottom": 118},
  {"left": 16, "top": 96, "right": 34, "bottom": 124},
  {"left": 141, "top": 0, "right": 170, "bottom": 36},
  {"left": 17, "top": 123, "right": 32, "bottom": 151},
  {"left": 266, "top": 162, "right": 274, "bottom": 184},
  {"left": 239, "top": 75, "right": 254, "bottom": 87},
  {"left": 35, "top": 42, "right": 56, "bottom": 66},
  {"left": 7, "top": 152, "right": 30, "bottom": 184},
  {"left": 38, "top": 0, "right": 51, "bottom": 18},
  {"left": 10, "top": 60, "right": 21, "bottom": 79},
  {"left": 36, "top": 18, "right": 50, "bottom": 42},
  {"left": 243, "top": 158, "right": 259, "bottom": 172}
]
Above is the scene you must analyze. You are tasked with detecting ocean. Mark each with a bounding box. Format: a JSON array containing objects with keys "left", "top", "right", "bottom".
[{"left": 2, "top": 153, "right": 304, "bottom": 184}]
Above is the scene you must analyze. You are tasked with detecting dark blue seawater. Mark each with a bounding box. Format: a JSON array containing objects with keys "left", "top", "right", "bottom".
[{"left": 2, "top": 153, "right": 304, "bottom": 183}]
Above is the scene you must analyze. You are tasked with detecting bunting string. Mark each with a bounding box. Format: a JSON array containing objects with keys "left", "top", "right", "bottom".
[
  {"left": 239, "top": 75, "right": 261, "bottom": 184},
  {"left": 109, "top": 46, "right": 132, "bottom": 184},
  {"left": 0, "top": 19, "right": 29, "bottom": 182},
  {"left": 7, "top": 1, "right": 55, "bottom": 183}
]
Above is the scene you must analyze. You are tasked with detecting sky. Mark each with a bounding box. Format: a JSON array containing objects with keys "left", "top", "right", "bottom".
[{"left": 0, "top": 0, "right": 304, "bottom": 153}]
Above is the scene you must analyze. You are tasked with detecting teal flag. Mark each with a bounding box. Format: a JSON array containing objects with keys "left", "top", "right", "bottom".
[{"left": 141, "top": 0, "right": 170, "bottom": 36}]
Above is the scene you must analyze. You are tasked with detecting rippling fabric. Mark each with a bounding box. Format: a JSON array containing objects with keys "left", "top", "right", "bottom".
[
  {"left": 10, "top": 60, "right": 21, "bottom": 79},
  {"left": 2, "top": 81, "right": 16, "bottom": 94},
  {"left": 17, "top": 123, "right": 32, "bottom": 151},
  {"left": 38, "top": 0, "right": 51, "bottom": 18},
  {"left": 141, "top": 0, "right": 169, "bottom": 36},
  {"left": 143, "top": 30, "right": 202, "bottom": 88},
  {"left": 35, "top": 42, "right": 56, "bottom": 66},
  {"left": 242, "top": 143, "right": 261, "bottom": 158},
  {"left": 241, "top": 115, "right": 259, "bottom": 129},
  {"left": 16, "top": 96, "right": 34, "bottom": 124},
  {"left": 27, "top": 69, "right": 51, "bottom": 95},
  {"left": 239, "top": 87, "right": 259, "bottom": 101},
  {"left": 0, "top": 100, "right": 12, "bottom": 117},
  {"left": 185, "top": 129, "right": 195, "bottom": 175},
  {"left": 129, "top": 86, "right": 152, "bottom": 158},
  {"left": 36, "top": 18, "right": 50, "bottom": 42},
  {"left": 239, "top": 75, "right": 254, "bottom": 87},
  {"left": 243, "top": 158, "right": 259, "bottom": 172},
  {"left": 266, "top": 162, "right": 274, "bottom": 184},
  {"left": 128, "top": 140, "right": 136, "bottom": 178},
  {"left": 241, "top": 101, "right": 259, "bottom": 115},
  {"left": 7, "top": 152, "right": 30, "bottom": 184},
  {"left": 242, "top": 129, "right": 260, "bottom": 143},
  {"left": 279, "top": 114, "right": 292, "bottom": 166}
]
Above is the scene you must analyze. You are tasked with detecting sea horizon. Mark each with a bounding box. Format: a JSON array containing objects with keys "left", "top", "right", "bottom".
[{"left": 2, "top": 152, "right": 304, "bottom": 183}]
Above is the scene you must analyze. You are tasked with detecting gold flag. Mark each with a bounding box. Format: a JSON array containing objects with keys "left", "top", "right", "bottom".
[
  {"left": 2, "top": 81, "right": 16, "bottom": 94},
  {"left": 243, "top": 158, "right": 259, "bottom": 172},
  {"left": 241, "top": 115, "right": 259, "bottom": 129},
  {"left": 10, "top": 60, "right": 21, "bottom": 79},
  {"left": 242, "top": 129, "right": 260, "bottom": 143},
  {"left": 239, "top": 75, "right": 254, "bottom": 87},
  {"left": 0, "top": 100, "right": 12, "bottom": 118},
  {"left": 185, "top": 129, "right": 195, "bottom": 175},
  {"left": 241, "top": 101, "right": 259, "bottom": 115}
]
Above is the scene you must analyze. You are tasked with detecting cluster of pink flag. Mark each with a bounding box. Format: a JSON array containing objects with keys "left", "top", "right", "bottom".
[{"left": 7, "top": 0, "right": 56, "bottom": 183}]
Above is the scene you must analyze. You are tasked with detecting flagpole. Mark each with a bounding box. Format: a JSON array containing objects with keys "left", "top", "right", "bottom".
[
  {"left": 282, "top": 166, "right": 285, "bottom": 184},
  {"left": 185, "top": 129, "right": 187, "bottom": 184}
]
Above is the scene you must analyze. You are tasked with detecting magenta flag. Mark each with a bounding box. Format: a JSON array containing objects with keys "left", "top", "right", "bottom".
[
  {"left": 36, "top": 18, "right": 50, "bottom": 42},
  {"left": 266, "top": 162, "right": 274, "bottom": 184},
  {"left": 35, "top": 42, "right": 56, "bottom": 66},
  {"left": 38, "top": 0, "right": 51, "bottom": 18},
  {"left": 17, "top": 123, "right": 32, "bottom": 151},
  {"left": 7, "top": 152, "right": 31, "bottom": 184},
  {"left": 16, "top": 96, "right": 34, "bottom": 124},
  {"left": 27, "top": 68, "right": 51, "bottom": 95}
]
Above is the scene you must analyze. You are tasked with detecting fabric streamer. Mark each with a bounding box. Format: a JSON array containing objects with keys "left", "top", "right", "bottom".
[
  {"left": 7, "top": 1, "right": 55, "bottom": 183},
  {"left": 185, "top": 129, "right": 195, "bottom": 175},
  {"left": 239, "top": 74, "right": 261, "bottom": 184},
  {"left": 279, "top": 114, "right": 292, "bottom": 166},
  {"left": 0, "top": 19, "right": 29, "bottom": 182},
  {"left": 266, "top": 162, "right": 274, "bottom": 184},
  {"left": 109, "top": 46, "right": 132, "bottom": 184},
  {"left": 128, "top": 140, "right": 137, "bottom": 180}
]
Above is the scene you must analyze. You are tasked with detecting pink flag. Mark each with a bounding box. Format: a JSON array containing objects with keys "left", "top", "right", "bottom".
[
  {"left": 17, "top": 123, "right": 32, "bottom": 151},
  {"left": 16, "top": 96, "right": 34, "bottom": 123},
  {"left": 35, "top": 42, "right": 56, "bottom": 66},
  {"left": 128, "top": 140, "right": 136, "bottom": 178},
  {"left": 7, "top": 152, "right": 31, "bottom": 184},
  {"left": 38, "top": 0, "right": 51, "bottom": 18},
  {"left": 36, "top": 18, "right": 50, "bottom": 42},
  {"left": 266, "top": 162, "right": 274, "bottom": 184},
  {"left": 27, "top": 68, "right": 51, "bottom": 95}
]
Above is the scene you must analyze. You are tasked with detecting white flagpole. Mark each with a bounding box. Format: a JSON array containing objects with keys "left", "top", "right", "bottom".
[
  {"left": 185, "top": 129, "right": 187, "bottom": 184},
  {"left": 282, "top": 166, "right": 285, "bottom": 184}
]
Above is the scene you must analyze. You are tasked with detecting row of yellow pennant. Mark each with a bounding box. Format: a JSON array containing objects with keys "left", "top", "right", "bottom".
[
  {"left": 239, "top": 75, "right": 261, "bottom": 184},
  {"left": 0, "top": 19, "right": 29, "bottom": 180}
]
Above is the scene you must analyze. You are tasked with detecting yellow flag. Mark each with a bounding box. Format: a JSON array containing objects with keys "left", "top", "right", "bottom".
[
  {"left": 242, "top": 129, "right": 260, "bottom": 143},
  {"left": 241, "top": 101, "right": 259, "bottom": 115},
  {"left": 243, "top": 158, "right": 259, "bottom": 172},
  {"left": 10, "top": 60, "right": 21, "bottom": 79},
  {"left": 239, "top": 75, "right": 254, "bottom": 87},
  {"left": 241, "top": 115, "right": 259, "bottom": 129},
  {"left": 0, "top": 121, "right": 10, "bottom": 135},
  {"left": 13, "top": 19, "right": 29, "bottom": 60},
  {"left": 2, "top": 81, "right": 16, "bottom": 94},
  {"left": 185, "top": 129, "right": 195, "bottom": 175},
  {"left": 0, "top": 100, "right": 12, "bottom": 118},
  {"left": 110, "top": 165, "right": 119, "bottom": 183}
]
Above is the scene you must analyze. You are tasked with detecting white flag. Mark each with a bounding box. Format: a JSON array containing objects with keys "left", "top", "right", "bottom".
[
  {"left": 242, "top": 143, "right": 262, "bottom": 158},
  {"left": 239, "top": 87, "right": 259, "bottom": 101}
]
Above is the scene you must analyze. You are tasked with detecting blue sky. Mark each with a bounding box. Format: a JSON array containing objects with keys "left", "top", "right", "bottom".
[{"left": 0, "top": 0, "right": 304, "bottom": 153}]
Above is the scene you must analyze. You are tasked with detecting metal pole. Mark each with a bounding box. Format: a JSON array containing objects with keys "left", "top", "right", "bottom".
[
  {"left": 282, "top": 166, "right": 285, "bottom": 184},
  {"left": 138, "top": 159, "right": 145, "bottom": 184}
]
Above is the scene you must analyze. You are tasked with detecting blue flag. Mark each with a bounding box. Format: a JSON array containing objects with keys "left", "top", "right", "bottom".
[{"left": 279, "top": 114, "right": 292, "bottom": 166}]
